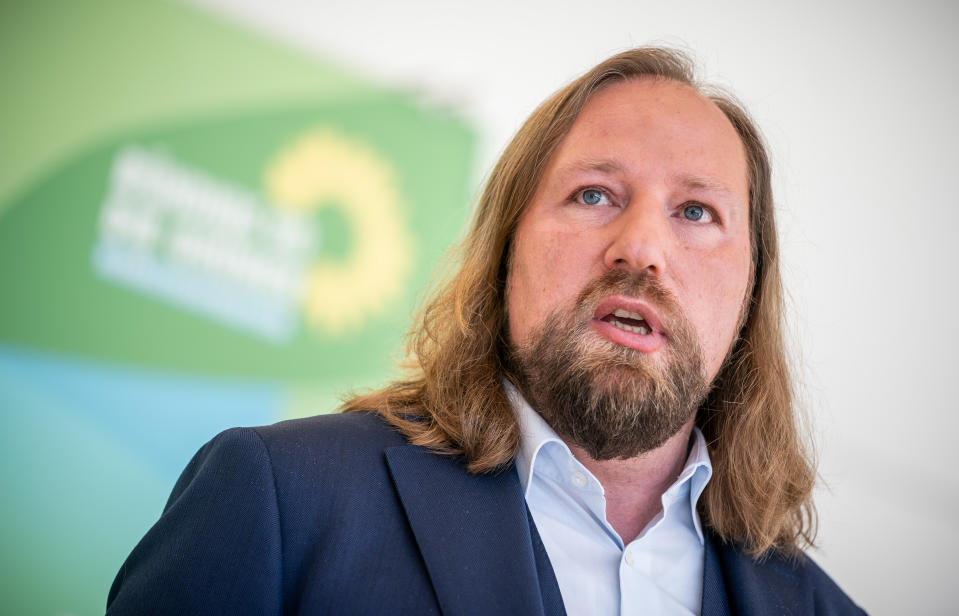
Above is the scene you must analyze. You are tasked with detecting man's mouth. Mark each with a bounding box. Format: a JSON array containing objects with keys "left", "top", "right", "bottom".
[
  {"left": 589, "top": 297, "right": 668, "bottom": 353},
  {"left": 601, "top": 309, "right": 651, "bottom": 335}
]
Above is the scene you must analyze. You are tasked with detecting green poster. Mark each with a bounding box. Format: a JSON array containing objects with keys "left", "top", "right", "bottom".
[{"left": 0, "top": 2, "right": 474, "bottom": 614}]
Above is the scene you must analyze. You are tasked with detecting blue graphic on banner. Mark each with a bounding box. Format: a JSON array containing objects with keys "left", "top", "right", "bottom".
[{"left": 0, "top": 343, "right": 280, "bottom": 480}]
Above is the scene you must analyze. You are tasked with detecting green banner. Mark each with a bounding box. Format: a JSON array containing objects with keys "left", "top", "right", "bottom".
[
  {"left": 0, "top": 2, "right": 474, "bottom": 614},
  {"left": 1, "top": 100, "right": 472, "bottom": 382}
]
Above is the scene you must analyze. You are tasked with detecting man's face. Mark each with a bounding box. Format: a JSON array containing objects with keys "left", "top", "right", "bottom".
[{"left": 506, "top": 78, "right": 752, "bottom": 458}]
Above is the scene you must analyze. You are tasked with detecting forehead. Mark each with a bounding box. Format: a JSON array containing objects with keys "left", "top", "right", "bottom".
[{"left": 544, "top": 78, "right": 749, "bottom": 199}]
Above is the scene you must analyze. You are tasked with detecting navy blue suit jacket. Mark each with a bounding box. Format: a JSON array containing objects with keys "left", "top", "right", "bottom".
[{"left": 107, "top": 412, "right": 865, "bottom": 615}]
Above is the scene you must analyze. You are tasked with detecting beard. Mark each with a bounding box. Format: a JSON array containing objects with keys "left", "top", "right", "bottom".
[{"left": 508, "top": 269, "right": 710, "bottom": 461}]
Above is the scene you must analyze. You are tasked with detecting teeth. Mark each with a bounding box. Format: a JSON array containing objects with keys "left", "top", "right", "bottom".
[
  {"left": 611, "top": 320, "right": 651, "bottom": 335},
  {"left": 613, "top": 308, "right": 644, "bottom": 321}
]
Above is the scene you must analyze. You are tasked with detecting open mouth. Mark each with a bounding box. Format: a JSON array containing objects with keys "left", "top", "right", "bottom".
[
  {"left": 590, "top": 297, "right": 668, "bottom": 353},
  {"left": 600, "top": 308, "right": 652, "bottom": 335}
]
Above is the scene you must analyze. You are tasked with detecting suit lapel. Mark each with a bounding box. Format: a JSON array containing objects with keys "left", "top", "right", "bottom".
[
  {"left": 385, "top": 445, "right": 562, "bottom": 616},
  {"left": 706, "top": 529, "right": 811, "bottom": 616},
  {"left": 527, "top": 507, "right": 566, "bottom": 616},
  {"left": 701, "top": 531, "right": 732, "bottom": 616}
]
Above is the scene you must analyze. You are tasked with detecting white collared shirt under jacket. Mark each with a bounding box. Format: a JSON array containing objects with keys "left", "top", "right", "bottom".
[{"left": 507, "top": 383, "right": 713, "bottom": 616}]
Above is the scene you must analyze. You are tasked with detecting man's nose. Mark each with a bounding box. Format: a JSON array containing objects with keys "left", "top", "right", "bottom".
[{"left": 602, "top": 199, "right": 669, "bottom": 275}]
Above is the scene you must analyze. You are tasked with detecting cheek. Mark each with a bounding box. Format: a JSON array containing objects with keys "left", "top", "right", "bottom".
[
  {"left": 682, "top": 248, "right": 752, "bottom": 376},
  {"left": 507, "top": 227, "right": 599, "bottom": 344},
  {"left": 505, "top": 237, "right": 545, "bottom": 346}
]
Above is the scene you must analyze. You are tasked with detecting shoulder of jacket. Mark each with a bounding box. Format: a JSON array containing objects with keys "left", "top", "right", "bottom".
[
  {"left": 720, "top": 541, "right": 867, "bottom": 615},
  {"left": 223, "top": 411, "right": 410, "bottom": 475},
  {"left": 254, "top": 410, "right": 404, "bottom": 444}
]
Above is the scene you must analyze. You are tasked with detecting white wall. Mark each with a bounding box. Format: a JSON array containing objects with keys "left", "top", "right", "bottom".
[{"left": 186, "top": 1, "right": 959, "bottom": 612}]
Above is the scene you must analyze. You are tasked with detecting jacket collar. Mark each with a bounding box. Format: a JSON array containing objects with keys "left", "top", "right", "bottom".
[
  {"left": 385, "top": 444, "right": 565, "bottom": 616},
  {"left": 386, "top": 440, "right": 813, "bottom": 616},
  {"left": 702, "top": 529, "right": 732, "bottom": 616},
  {"left": 704, "top": 529, "right": 816, "bottom": 616}
]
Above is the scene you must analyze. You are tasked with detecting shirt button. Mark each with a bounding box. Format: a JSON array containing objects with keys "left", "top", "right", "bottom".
[
  {"left": 571, "top": 471, "right": 587, "bottom": 488},
  {"left": 624, "top": 549, "right": 635, "bottom": 566}
]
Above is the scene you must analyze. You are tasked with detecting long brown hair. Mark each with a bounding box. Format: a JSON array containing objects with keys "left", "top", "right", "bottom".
[{"left": 342, "top": 47, "right": 816, "bottom": 555}]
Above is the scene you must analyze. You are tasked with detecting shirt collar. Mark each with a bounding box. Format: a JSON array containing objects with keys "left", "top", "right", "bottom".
[{"left": 505, "top": 379, "right": 714, "bottom": 544}]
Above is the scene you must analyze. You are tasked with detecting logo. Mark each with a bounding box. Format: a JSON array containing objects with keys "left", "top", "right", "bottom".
[{"left": 92, "top": 129, "right": 413, "bottom": 343}]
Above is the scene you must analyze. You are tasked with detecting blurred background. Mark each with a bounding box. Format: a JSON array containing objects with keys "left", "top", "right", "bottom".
[{"left": 1, "top": 1, "right": 956, "bottom": 614}]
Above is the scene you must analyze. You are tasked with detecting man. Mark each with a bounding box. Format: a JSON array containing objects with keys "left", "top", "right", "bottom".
[{"left": 107, "top": 48, "right": 864, "bottom": 615}]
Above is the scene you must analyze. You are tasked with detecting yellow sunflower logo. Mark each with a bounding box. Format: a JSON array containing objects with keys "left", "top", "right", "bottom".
[{"left": 265, "top": 128, "right": 413, "bottom": 335}]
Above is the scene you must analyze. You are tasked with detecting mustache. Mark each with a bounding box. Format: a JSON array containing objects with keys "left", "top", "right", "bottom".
[{"left": 576, "top": 269, "right": 682, "bottom": 324}]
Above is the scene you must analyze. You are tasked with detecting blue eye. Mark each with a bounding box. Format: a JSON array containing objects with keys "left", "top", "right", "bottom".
[
  {"left": 581, "top": 189, "right": 604, "bottom": 205},
  {"left": 682, "top": 204, "right": 705, "bottom": 221}
]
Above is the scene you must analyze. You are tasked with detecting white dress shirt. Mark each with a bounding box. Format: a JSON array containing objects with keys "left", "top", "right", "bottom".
[{"left": 506, "top": 382, "right": 713, "bottom": 616}]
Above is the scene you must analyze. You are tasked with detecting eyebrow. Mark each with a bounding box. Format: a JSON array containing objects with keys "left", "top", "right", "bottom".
[
  {"left": 561, "top": 159, "right": 626, "bottom": 176},
  {"left": 559, "top": 160, "right": 741, "bottom": 198},
  {"left": 672, "top": 173, "right": 738, "bottom": 197}
]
